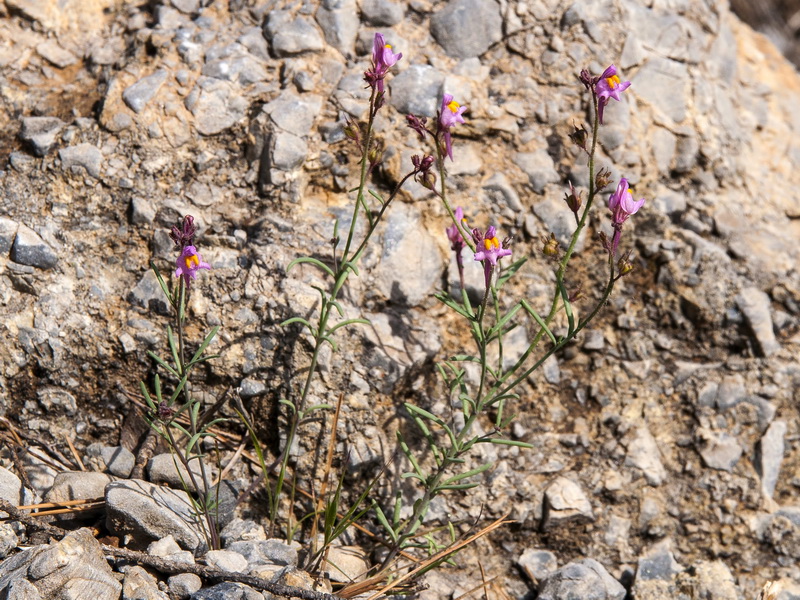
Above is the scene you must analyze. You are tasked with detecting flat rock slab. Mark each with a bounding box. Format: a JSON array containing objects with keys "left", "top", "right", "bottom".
[{"left": 105, "top": 479, "right": 208, "bottom": 554}]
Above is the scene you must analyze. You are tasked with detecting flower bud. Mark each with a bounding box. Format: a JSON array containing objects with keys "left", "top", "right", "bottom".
[
  {"left": 564, "top": 182, "right": 582, "bottom": 214},
  {"left": 569, "top": 123, "right": 588, "bottom": 150},
  {"left": 595, "top": 167, "right": 612, "bottom": 191},
  {"left": 542, "top": 233, "right": 559, "bottom": 257},
  {"left": 617, "top": 251, "right": 634, "bottom": 276}
]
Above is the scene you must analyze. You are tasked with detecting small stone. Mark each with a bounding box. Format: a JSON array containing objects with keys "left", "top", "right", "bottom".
[
  {"left": 542, "top": 476, "right": 594, "bottom": 529},
  {"left": 238, "top": 378, "right": 266, "bottom": 399},
  {"left": 692, "top": 560, "right": 738, "bottom": 600},
  {"left": 583, "top": 329, "right": 604, "bottom": 351},
  {"left": 430, "top": 0, "right": 503, "bottom": 59},
  {"left": 101, "top": 446, "right": 136, "bottom": 478},
  {"left": 634, "top": 57, "right": 688, "bottom": 123},
  {"left": 5, "top": 578, "right": 40, "bottom": 600},
  {"left": 123, "top": 70, "right": 168, "bottom": 113},
  {"left": 204, "top": 549, "right": 248, "bottom": 573},
  {"left": 36, "top": 40, "right": 78, "bottom": 67},
  {"left": 758, "top": 420, "right": 787, "bottom": 499},
  {"left": 315, "top": 0, "right": 359, "bottom": 56},
  {"left": 264, "top": 92, "right": 323, "bottom": 137},
  {"left": 122, "top": 565, "right": 168, "bottom": 600},
  {"left": 128, "top": 270, "right": 170, "bottom": 314},
  {"left": 271, "top": 132, "right": 308, "bottom": 170},
  {"left": 736, "top": 287, "right": 780, "bottom": 357},
  {"left": 45, "top": 471, "right": 114, "bottom": 506},
  {"left": 361, "top": 0, "right": 405, "bottom": 26},
  {"left": 106, "top": 479, "right": 210, "bottom": 554},
  {"left": 538, "top": 558, "right": 625, "bottom": 600},
  {"left": 264, "top": 11, "right": 325, "bottom": 57},
  {"left": 517, "top": 548, "right": 558, "bottom": 584},
  {"left": 533, "top": 193, "right": 586, "bottom": 251},
  {"left": 37, "top": 387, "right": 78, "bottom": 416},
  {"left": 186, "top": 79, "right": 249, "bottom": 136},
  {"left": 0, "top": 217, "right": 19, "bottom": 255},
  {"left": 226, "top": 539, "right": 298, "bottom": 569},
  {"left": 0, "top": 467, "right": 23, "bottom": 508},
  {"left": 625, "top": 426, "right": 667, "bottom": 486},
  {"left": 220, "top": 519, "right": 266, "bottom": 546},
  {"left": 59, "top": 143, "right": 103, "bottom": 178},
  {"left": 389, "top": 64, "right": 445, "bottom": 117},
  {"left": 147, "top": 453, "right": 216, "bottom": 492},
  {"left": 190, "top": 582, "right": 262, "bottom": 599},
  {"left": 323, "top": 546, "right": 368, "bottom": 583},
  {"left": 20, "top": 116, "right": 65, "bottom": 156},
  {"left": 716, "top": 374, "right": 746, "bottom": 410},
  {"left": 130, "top": 196, "right": 156, "bottom": 225},
  {"left": 168, "top": 573, "right": 202, "bottom": 599},
  {"left": 636, "top": 543, "right": 683, "bottom": 581},
  {"left": 171, "top": 0, "right": 199, "bottom": 13},
  {"left": 483, "top": 172, "right": 522, "bottom": 211},
  {"left": 148, "top": 535, "right": 194, "bottom": 564},
  {"left": 0, "top": 523, "right": 19, "bottom": 560},
  {"left": 10, "top": 224, "right": 58, "bottom": 270},
  {"left": 696, "top": 428, "right": 742, "bottom": 472}
]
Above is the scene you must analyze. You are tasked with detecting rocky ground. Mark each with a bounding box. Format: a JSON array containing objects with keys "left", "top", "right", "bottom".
[{"left": 0, "top": 0, "right": 800, "bottom": 599}]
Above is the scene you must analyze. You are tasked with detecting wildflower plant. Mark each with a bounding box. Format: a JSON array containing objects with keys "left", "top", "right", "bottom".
[{"left": 139, "top": 215, "right": 224, "bottom": 550}]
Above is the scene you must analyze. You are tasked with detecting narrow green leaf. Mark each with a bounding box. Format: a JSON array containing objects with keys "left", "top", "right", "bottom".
[
  {"left": 404, "top": 403, "right": 444, "bottom": 426},
  {"left": 329, "top": 300, "right": 344, "bottom": 316},
  {"left": 558, "top": 280, "right": 575, "bottom": 336},
  {"left": 305, "top": 403, "right": 333, "bottom": 413},
  {"left": 373, "top": 504, "right": 399, "bottom": 542},
  {"left": 166, "top": 326, "right": 181, "bottom": 374},
  {"left": 153, "top": 374, "right": 163, "bottom": 404},
  {"left": 449, "top": 354, "right": 481, "bottom": 363},
  {"left": 189, "top": 326, "right": 219, "bottom": 366},
  {"left": 495, "top": 256, "right": 527, "bottom": 289},
  {"left": 168, "top": 374, "right": 190, "bottom": 404},
  {"left": 488, "top": 303, "right": 522, "bottom": 338},
  {"left": 286, "top": 256, "right": 335, "bottom": 278},
  {"left": 147, "top": 351, "right": 180, "bottom": 379},
  {"left": 441, "top": 462, "right": 493, "bottom": 487},
  {"left": 150, "top": 261, "right": 173, "bottom": 305},
  {"left": 328, "top": 318, "right": 370, "bottom": 334},
  {"left": 520, "top": 299, "right": 557, "bottom": 345},
  {"left": 320, "top": 335, "right": 338, "bottom": 351},
  {"left": 140, "top": 381, "right": 156, "bottom": 411},
  {"left": 368, "top": 189, "right": 385, "bottom": 204},
  {"left": 280, "top": 316, "right": 315, "bottom": 331},
  {"left": 434, "top": 292, "right": 474, "bottom": 320},
  {"left": 489, "top": 438, "right": 535, "bottom": 449},
  {"left": 434, "top": 482, "right": 480, "bottom": 492}
]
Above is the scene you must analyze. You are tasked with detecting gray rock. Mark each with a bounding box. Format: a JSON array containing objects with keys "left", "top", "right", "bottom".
[
  {"left": 515, "top": 150, "right": 560, "bottom": 194},
  {"left": 0, "top": 528, "right": 122, "bottom": 600},
  {"left": 0, "top": 523, "right": 19, "bottom": 560},
  {"left": 45, "top": 471, "right": 114, "bottom": 506},
  {"left": 389, "top": 64, "right": 445, "bottom": 117},
  {"left": 361, "top": 0, "right": 405, "bottom": 26},
  {"left": 715, "top": 374, "right": 746, "bottom": 410},
  {"left": 691, "top": 560, "right": 738, "bottom": 600},
  {"left": 759, "top": 507, "right": 800, "bottom": 557},
  {"left": 696, "top": 428, "right": 742, "bottom": 472},
  {"left": 538, "top": 558, "right": 625, "bottom": 600},
  {"left": 226, "top": 539, "right": 298, "bottom": 569},
  {"left": 583, "top": 329, "right": 605, "bottom": 351},
  {"left": 483, "top": 172, "right": 522, "bottom": 211},
  {"left": 220, "top": 519, "right": 266, "bottom": 546},
  {"left": 130, "top": 196, "right": 156, "bottom": 225},
  {"left": 0, "top": 467, "right": 23, "bottom": 510},
  {"left": 20, "top": 117, "right": 65, "bottom": 156},
  {"left": 190, "top": 582, "right": 262, "bottom": 599},
  {"left": 237, "top": 27, "right": 269, "bottom": 61},
  {"left": 650, "top": 127, "right": 676, "bottom": 173},
  {"left": 736, "top": 287, "right": 780, "bottom": 357},
  {"left": 36, "top": 40, "right": 77, "bottom": 67},
  {"left": 128, "top": 270, "right": 171, "bottom": 314},
  {"left": 10, "top": 224, "right": 58, "bottom": 270},
  {"left": 122, "top": 565, "right": 169, "bottom": 600},
  {"left": 264, "top": 92, "right": 323, "bottom": 137},
  {"left": 89, "top": 445, "right": 135, "bottom": 477},
  {"left": 517, "top": 548, "right": 558, "bottom": 584},
  {"left": 636, "top": 543, "right": 683, "bottom": 581},
  {"left": 148, "top": 535, "right": 195, "bottom": 564},
  {"left": 123, "top": 70, "right": 168, "bottom": 113},
  {"left": 430, "top": 0, "right": 502, "bottom": 59},
  {"left": 238, "top": 378, "right": 266, "bottom": 399},
  {"left": 634, "top": 57, "right": 689, "bottom": 123},
  {"left": 271, "top": 132, "right": 308, "bottom": 170},
  {"left": 168, "top": 573, "right": 202, "bottom": 599},
  {"left": 372, "top": 202, "right": 442, "bottom": 306},
  {"left": 542, "top": 476, "right": 594, "bottom": 529},
  {"left": 652, "top": 189, "right": 687, "bottom": 216},
  {"left": 59, "top": 143, "right": 103, "bottom": 178},
  {"left": 758, "top": 420, "right": 787, "bottom": 499},
  {"left": 185, "top": 78, "right": 248, "bottom": 136},
  {"left": 264, "top": 11, "right": 324, "bottom": 57},
  {"left": 0, "top": 217, "right": 19, "bottom": 255},
  {"left": 105, "top": 479, "right": 209, "bottom": 554},
  {"left": 204, "top": 549, "right": 248, "bottom": 573},
  {"left": 323, "top": 546, "right": 368, "bottom": 583},
  {"left": 171, "top": 0, "right": 199, "bottom": 13},
  {"left": 5, "top": 579, "right": 41, "bottom": 600},
  {"left": 625, "top": 426, "right": 667, "bottom": 486},
  {"left": 202, "top": 55, "right": 268, "bottom": 86},
  {"left": 315, "top": 0, "right": 359, "bottom": 56},
  {"left": 37, "top": 387, "right": 77, "bottom": 416},
  {"left": 148, "top": 453, "right": 214, "bottom": 492}
]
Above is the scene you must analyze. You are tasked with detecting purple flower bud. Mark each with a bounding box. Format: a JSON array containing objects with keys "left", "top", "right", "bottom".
[
  {"left": 170, "top": 215, "right": 197, "bottom": 249},
  {"left": 406, "top": 114, "right": 428, "bottom": 140},
  {"left": 438, "top": 94, "right": 467, "bottom": 161},
  {"left": 607, "top": 177, "right": 645, "bottom": 255},
  {"left": 367, "top": 32, "right": 402, "bottom": 94}
]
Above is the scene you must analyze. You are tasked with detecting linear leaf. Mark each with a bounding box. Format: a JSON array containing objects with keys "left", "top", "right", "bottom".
[
  {"left": 286, "top": 256, "right": 335, "bottom": 278},
  {"left": 441, "top": 462, "right": 493, "bottom": 487},
  {"left": 520, "top": 299, "right": 557, "bottom": 345},
  {"left": 147, "top": 351, "right": 180, "bottom": 379},
  {"left": 328, "top": 318, "right": 370, "bottom": 334}
]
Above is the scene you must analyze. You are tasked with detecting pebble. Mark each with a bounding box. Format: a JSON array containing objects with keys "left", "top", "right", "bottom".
[
  {"left": 625, "top": 426, "right": 667, "bottom": 486},
  {"left": 105, "top": 479, "right": 210, "bottom": 554},
  {"left": 758, "top": 420, "right": 787, "bottom": 499},
  {"left": 361, "top": 0, "right": 405, "bottom": 26},
  {"left": 323, "top": 545, "right": 369, "bottom": 583},
  {"left": 226, "top": 539, "right": 298, "bottom": 569},
  {"left": 270, "top": 132, "right": 308, "bottom": 170},
  {"left": 736, "top": 287, "right": 780, "bottom": 357},
  {"left": 538, "top": 558, "right": 625, "bottom": 600},
  {"left": 59, "top": 143, "right": 103, "bottom": 178},
  {"left": 715, "top": 374, "right": 746, "bottom": 410},
  {"left": 696, "top": 428, "right": 742, "bottom": 472},
  {"left": 532, "top": 194, "right": 586, "bottom": 251},
  {"left": 37, "top": 386, "right": 77, "bottom": 416},
  {"left": 483, "top": 172, "right": 522, "bottom": 211},
  {"left": 204, "top": 549, "right": 248, "bottom": 573},
  {"left": 123, "top": 70, "right": 168, "bottom": 113},
  {"left": 220, "top": 519, "right": 267, "bottom": 546},
  {"left": 148, "top": 535, "right": 195, "bottom": 564},
  {"left": 0, "top": 523, "right": 19, "bottom": 560},
  {"left": 44, "top": 471, "right": 114, "bottom": 506},
  {"left": 185, "top": 78, "right": 249, "bottom": 136},
  {"left": 315, "top": 0, "right": 359, "bottom": 56},
  {"left": 542, "top": 476, "right": 594, "bottom": 529},
  {"left": 10, "top": 224, "right": 58, "bottom": 270},
  {"left": 634, "top": 57, "right": 689, "bottom": 123},
  {"left": 167, "top": 573, "right": 202, "bottom": 599},
  {"left": 0, "top": 467, "right": 23, "bottom": 507},
  {"left": 517, "top": 548, "right": 558, "bottom": 584},
  {"left": 264, "top": 92, "right": 323, "bottom": 137},
  {"left": 130, "top": 196, "right": 156, "bottom": 225},
  {"left": 127, "top": 270, "right": 171, "bottom": 314},
  {"left": 389, "top": 64, "right": 445, "bottom": 117},
  {"left": 87, "top": 444, "right": 136, "bottom": 478},
  {"left": 0, "top": 217, "right": 19, "bottom": 256},
  {"left": 430, "top": 0, "right": 503, "bottom": 59},
  {"left": 147, "top": 453, "right": 215, "bottom": 492},
  {"left": 190, "top": 582, "right": 262, "bottom": 599},
  {"left": 20, "top": 116, "right": 65, "bottom": 156},
  {"left": 122, "top": 565, "right": 168, "bottom": 600},
  {"left": 264, "top": 11, "right": 325, "bottom": 57}
]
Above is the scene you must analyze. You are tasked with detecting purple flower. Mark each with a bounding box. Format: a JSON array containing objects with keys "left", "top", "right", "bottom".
[
  {"left": 170, "top": 215, "right": 197, "bottom": 249},
  {"left": 594, "top": 65, "right": 631, "bottom": 124},
  {"left": 175, "top": 245, "right": 211, "bottom": 287},
  {"left": 473, "top": 225, "right": 512, "bottom": 290},
  {"left": 607, "top": 177, "right": 645, "bottom": 255},
  {"left": 366, "top": 32, "right": 402, "bottom": 94},
  {"left": 438, "top": 94, "right": 467, "bottom": 161}
]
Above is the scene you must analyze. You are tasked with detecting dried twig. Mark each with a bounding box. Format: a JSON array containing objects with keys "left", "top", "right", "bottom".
[{"left": 0, "top": 499, "right": 342, "bottom": 600}]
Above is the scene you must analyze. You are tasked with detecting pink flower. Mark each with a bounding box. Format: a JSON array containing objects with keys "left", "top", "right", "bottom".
[
  {"left": 175, "top": 245, "right": 211, "bottom": 287},
  {"left": 438, "top": 93, "right": 467, "bottom": 161},
  {"left": 607, "top": 177, "right": 645, "bottom": 254},
  {"left": 594, "top": 65, "right": 631, "bottom": 124},
  {"left": 367, "top": 32, "right": 402, "bottom": 94},
  {"left": 473, "top": 225, "right": 512, "bottom": 290}
]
